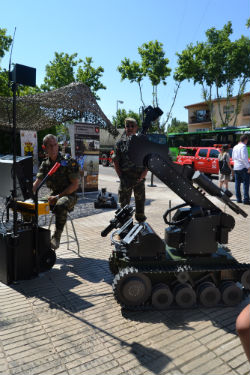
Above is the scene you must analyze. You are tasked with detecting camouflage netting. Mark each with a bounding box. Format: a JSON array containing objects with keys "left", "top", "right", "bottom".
[{"left": 0, "top": 82, "right": 115, "bottom": 133}]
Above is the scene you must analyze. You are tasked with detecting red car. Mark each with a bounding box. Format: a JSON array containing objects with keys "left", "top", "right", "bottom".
[{"left": 175, "top": 145, "right": 234, "bottom": 176}]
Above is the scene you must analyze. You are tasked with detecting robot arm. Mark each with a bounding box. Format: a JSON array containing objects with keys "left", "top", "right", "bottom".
[
  {"left": 127, "top": 106, "right": 247, "bottom": 255},
  {"left": 129, "top": 107, "right": 247, "bottom": 218}
]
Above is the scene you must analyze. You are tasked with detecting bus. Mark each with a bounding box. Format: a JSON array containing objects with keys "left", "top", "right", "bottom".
[{"left": 167, "top": 126, "right": 250, "bottom": 160}]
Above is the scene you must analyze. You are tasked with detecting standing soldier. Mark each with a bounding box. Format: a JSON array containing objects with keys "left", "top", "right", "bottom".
[
  {"left": 33, "top": 134, "right": 79, "bottom": 250},
  {"left": 112, "top": 118, "right": 148, "bottom": 222}
]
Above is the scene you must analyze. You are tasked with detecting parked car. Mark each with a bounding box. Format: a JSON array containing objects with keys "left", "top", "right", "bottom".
[{"left": 175, "top": 145, "right": 234, "bottom": 176}]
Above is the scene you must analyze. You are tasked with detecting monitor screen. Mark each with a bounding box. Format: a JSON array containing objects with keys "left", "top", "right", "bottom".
[{"left": 0, "top": 155, "right": 33, "bottom": 199}]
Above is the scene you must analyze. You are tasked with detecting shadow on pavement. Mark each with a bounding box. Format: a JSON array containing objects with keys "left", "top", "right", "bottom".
[
  {"left": 11, "top": 255, "right": 173, "bottom": 374},
  {"left": 12, "top": 255, "right": 112, "bottom": 315},
  {"left": 121, "top": 299, "right": 249, "bottom": 336}
]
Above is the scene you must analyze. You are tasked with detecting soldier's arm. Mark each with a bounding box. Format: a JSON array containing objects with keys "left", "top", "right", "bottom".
[
  {"left": 139, "top": 169, "right": 148, "bottom": 181},
  {"left": 48, "top": 177, "right": 79, "bottom": 205},
  {"left": 112, "top": 143, "right": 122, "bottom": 178},
  {"left": 54, "top": 158, "right": 80, "bottom": 199},
  {"left": 33, "top": 178, "right": 42, "bottom": 194},
  {"left": 113, "top": 159, "right": 121, "bottom": 178},
  {"left": 57, "top": 178, "right": 79, "bottom": 198}
]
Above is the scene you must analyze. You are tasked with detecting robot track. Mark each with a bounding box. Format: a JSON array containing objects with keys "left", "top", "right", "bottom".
[{"left": 112, "top": 263, "right": 250, "bottom": 311}]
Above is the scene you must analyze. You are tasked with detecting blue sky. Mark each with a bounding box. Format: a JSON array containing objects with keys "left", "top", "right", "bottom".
[{"left": 1, "top": 0, "right": 249, "bottom": 125}]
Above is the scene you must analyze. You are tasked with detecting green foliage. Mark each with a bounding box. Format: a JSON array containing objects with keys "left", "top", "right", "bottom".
[
  {"left": 118, "top": 58, "right": 145, "bottom": 104},
  {"left": 175, "top": 21, "right": 250, "bottom": 88},
  {"left": 148, "top": 118, "right": 166, "bottom": 134},
  {"left": 138, "top": 41, "right": 171, "bottom": 87},
  {"left": 118, "top": 58, "right": 145, "bottom": 84},
  {"left": 18, "top": 85, "right": 42, "bottom": 95},
  {"left": 55, "top": 123, "right": 69, "bottom": 142},
  {"left": 41, "top": 52, "right": 106, "bottom": 100},
  {"left": 117, "top": 40, "right": 172, "bottom": 107},
  {"left": 0, "top": 28, "right": 13, "bottom": 97},
  {"left": 0, "top": 28, "right": 12, "bottom": 61},
  {"left": 0, "top": 69, "right": 12, "bottom": 97},
  {"left": 166, "top": 117, "right": 188, "bottom": 134},
  {"left": 174, "top": 22, "right": 236, "bottom": 87},
  {"left": 76, "top": 57, "right": 106, "bottom": 100},
  {"left": 37, "top": 126, "right": 57, "bottom": 150},
  {"left": 174, "top": 22, "right": 250, "bottom": 127},
  {"left": 41, "top": 52, "right": 80, "bottom": 91}
]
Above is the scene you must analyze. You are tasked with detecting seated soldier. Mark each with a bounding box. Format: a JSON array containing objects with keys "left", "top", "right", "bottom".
[{"left": 33, "top": 134, "right": 79, "bottom": 250}]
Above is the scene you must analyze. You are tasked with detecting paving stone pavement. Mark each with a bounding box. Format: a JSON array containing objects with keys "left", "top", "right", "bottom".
[{"left": 0, "top": 167, "right": 249, "bottom": 375}]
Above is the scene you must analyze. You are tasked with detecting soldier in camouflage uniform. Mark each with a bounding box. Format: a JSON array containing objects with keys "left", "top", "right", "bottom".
[
  {"left": 112, "top": 118, "right": 148, "bottom": 222},
  {"left": 33, "top": 134, "right": 79, "bottom": 250}
]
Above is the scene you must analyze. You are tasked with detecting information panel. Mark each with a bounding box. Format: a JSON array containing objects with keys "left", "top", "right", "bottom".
[{"left": 73, "top": 123, "right": 100, "bottom": 192}]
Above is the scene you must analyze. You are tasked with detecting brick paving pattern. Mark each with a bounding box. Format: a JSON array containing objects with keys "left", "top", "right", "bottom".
[{"left": 0, "top": 168, "right": 249, "bottom": 375}]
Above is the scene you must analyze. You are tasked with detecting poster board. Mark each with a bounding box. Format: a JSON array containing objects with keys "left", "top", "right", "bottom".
[
  {"left": 73, "top": 123, "right": 100, "bottom": 192},
  {"left": 20, "top": 130, "right": 38, "bottom": 174}
]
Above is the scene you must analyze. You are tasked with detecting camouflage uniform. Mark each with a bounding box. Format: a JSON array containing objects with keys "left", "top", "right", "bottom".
[
  {"left": 113, "top": 136, "right": 147, "bottom": 222},
  {"left": 36, "top": 153, "right": 79, "bottom": 233}
]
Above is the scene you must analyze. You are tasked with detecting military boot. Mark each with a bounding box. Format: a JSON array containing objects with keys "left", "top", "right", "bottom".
[{"left": 51, "top": 230, "right": 63, "bottom": 250}]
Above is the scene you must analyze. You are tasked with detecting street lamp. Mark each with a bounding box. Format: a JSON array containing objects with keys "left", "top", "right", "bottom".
[{"left": 116, "top": 100, "right": 124, "bottom": 129}]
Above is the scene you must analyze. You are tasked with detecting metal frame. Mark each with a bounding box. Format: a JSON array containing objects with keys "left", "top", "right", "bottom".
[{"left": 48, "top": 212, "right": 80, "bottom": 256}]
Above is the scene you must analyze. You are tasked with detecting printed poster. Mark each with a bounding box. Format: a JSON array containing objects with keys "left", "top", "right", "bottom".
[
  {"left": 73, "top": 123, "right": 100, "bottom": 192},
  {"left": 20, "top": 130, "right": 38, "bottom": 174}
]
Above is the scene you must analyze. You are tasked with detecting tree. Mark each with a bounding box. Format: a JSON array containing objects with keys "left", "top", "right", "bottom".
[
  {"left": 41, "top": 52, "right": 106, "bottom": 100},
  {"left": 174, "top": 22, "right": 250, "bottom": 128},
  {"left": 0, "top": 69, "right": 12, "bottom": 97},
  {"left": 0, "top": 28, "right": 12, "bottom": 60},
  {"left": 0, "top": 28, "right": 12, "bottom": 97},
  {"left": 138, "top": 40, "right": 171, "bottom": 107},
  {"left": 117, "top": 40, "right": 177, "bottom": 131},
  {"left": 166, "top": 117, "right": 188, "bottom": 134},
  {"left": 76, "top": 57, "right": 106, "bottom": 100},
  {"left": 118, "top": 58, "right": 145, "bottom": 105},
  {"left": 41, "top": 52, "right": 80, "bottom": 91}
]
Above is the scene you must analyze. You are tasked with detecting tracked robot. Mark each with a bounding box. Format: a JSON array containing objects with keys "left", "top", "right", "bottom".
[{"left": 102, "top": 106, "right": 250, "bottom": 310}]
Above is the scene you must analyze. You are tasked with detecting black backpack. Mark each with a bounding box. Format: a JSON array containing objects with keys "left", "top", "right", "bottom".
[{"left": 219, "top": 154, "right": 231, "bottom": 175}]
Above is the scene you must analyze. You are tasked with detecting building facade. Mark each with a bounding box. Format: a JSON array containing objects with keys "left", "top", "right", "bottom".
[{"left": 185, "top": 92, "right": 250, "bottom": 132}]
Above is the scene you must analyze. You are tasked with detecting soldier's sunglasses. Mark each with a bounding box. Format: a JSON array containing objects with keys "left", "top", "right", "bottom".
[{"left": 125, "top": 124, "right": 135, "bottom": 128}]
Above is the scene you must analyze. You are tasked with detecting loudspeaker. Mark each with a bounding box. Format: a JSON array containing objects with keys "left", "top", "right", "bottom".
[
  {"left": 9, "top": 64, "right": 36, "bottom": 87},
  {"left": 0, "top": 225, "right": 55, "bottom": 285}
]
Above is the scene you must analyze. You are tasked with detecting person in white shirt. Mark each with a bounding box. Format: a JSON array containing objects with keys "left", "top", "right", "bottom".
[{"left": 232, "top": 135, "right": 250, "bottom": 204}]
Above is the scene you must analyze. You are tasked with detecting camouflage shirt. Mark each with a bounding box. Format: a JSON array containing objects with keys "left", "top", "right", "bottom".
[
  {"left": 112, "top": 135, "right": 146, "bottom": 175},
  {"left": 36, "top": 153, "right": 80, "bottom": 196}
]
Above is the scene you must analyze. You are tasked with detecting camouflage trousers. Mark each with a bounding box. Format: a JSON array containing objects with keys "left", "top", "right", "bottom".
[
  {"left": 41, "top": 194, "right": 77, "bottom": 232},
  {"left": 119, "top": 175, "right": 146, "bottom": 222}
]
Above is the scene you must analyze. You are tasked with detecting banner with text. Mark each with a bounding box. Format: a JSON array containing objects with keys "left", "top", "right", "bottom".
[{"left": 73, "top": 123, "right": 100, "bottom": 192}]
